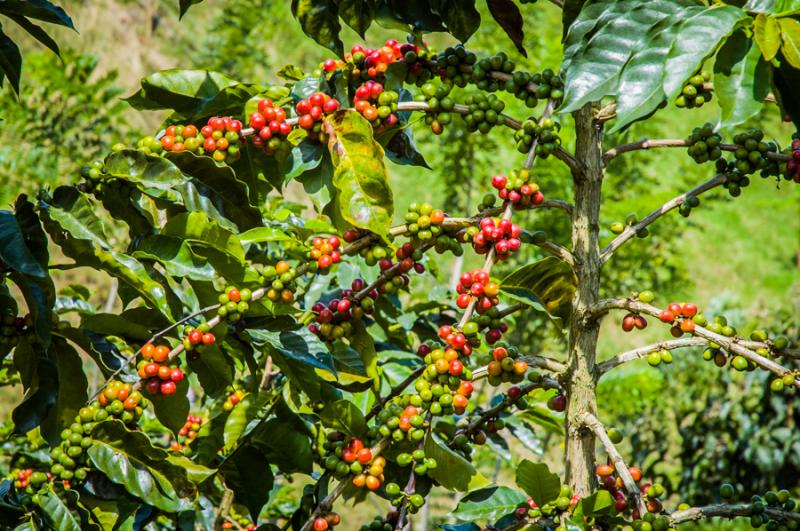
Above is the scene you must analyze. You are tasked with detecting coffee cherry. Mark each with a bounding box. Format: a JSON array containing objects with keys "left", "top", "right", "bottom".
[{"left": 676, "top": 70, "right": 712, "bottom": 109}]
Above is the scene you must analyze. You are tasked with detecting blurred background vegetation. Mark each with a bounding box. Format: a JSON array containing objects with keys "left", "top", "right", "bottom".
[{"left": 0, "top": 1, "right": 798, "bottom": 529}]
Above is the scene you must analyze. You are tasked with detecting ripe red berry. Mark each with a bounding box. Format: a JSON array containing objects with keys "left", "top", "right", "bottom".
[
  {"left": 202, "top": 333, "right": 215, "bottom": 345},
  {"left": 681, "top": 303, "right": 698, "bottom": 317},
  {"left": 659, "top": 310, "right": 675, "bottom": 323},
  {"left": 314, "top": 518, "right": 329, "bottom": 531}
]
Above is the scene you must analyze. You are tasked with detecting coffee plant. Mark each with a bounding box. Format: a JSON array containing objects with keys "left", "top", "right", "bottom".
[{"left": 0, "top": 0, "right": 799, "bottom": 530}]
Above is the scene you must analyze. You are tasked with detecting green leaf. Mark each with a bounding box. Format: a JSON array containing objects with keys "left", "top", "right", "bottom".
[
  {"left": 661, "top": 6, "right": 746, "bottom": 97},
  {"left": 239, "top": 227, "right": 292, "bottom": 246},
  {"left": 348, "top": 320, "right": 379, "bottom": 389},
  {"left": 562, "top": 0, "right": 587, "bottom": 40},
  {"left": 0, "top": 25, "right": 22, "bottom": 95},
  {"left": 486, "top": 0, "right": 527, "bottom": 57},
  {"left": 37, "top": 487, "right": 81, "bottom": 531},
  {"left": 39, "top": 186, "right": 175, "bottom": 320},
  {"left": 80, "top": 312, "right": 154, "bottom": 341},
  {"left": 714, "top": 29, "right": 770, "bottom": 127},
  {"left": 454, "top": 486, "right": 528, "bottom": 522},
  {"left": 250, "top": 416, "right": 313, "bottom": 474},
  {"left": 435, "top": 0, "right": 480, "bottom": 42},
  {"left": 149, "top": 378, "right": 190, "bottom": 434},
  {"left": 755, "top": 13, "right": 781, "bottom": 60},
  {"left": 89, "top": 420, "right": 194, "bottom": 511},
  {"left": 161, "top": 211, "right": 247, "bottom": 271},
  {"left": 520, "top": 406, "right": 564, "bottom": 436},
  {"left": 0, "top": 210, "right": 47, "bottom": 277},
  {"left": 0, "top": 0, "right": 74, "bottom": 28},
  {"left": 612, "top": 4, "right": 745, "bottom": 131},
  {"left": 500, "top": 257, "right": 575, "bottom": 326},
  {"left": 40, "top": 338, "right": 88, "bottom": 445},
  {"left": 572, "top": 490, "right": 615, "bottom": 520},
  {"left": 317, "top": 399, "right": 368, "bottom": 438},
  {"left": 7, "top": 15, "right": 60, "bottom": 56},
  {"left": 125, "top": 69, "right": 239, "bottom": 112},
  {"left": 166, "top": 455, "right": 216, "bottom": 483},
  {"left": 223, "top": 395, "right": 253, "bottom": 451},
  {"left": 424, "top": 432, "right": 489, "bottom": 492},
  {"left": 80, "top": 495, "right": 139, "bottom": 531},
  {"left": 380, "top": 128, "right": 430, "bottom": 169},
  {"left": 219, "top": 445, "right": 274, "bottom": 520},
  {"left": 772, "top": 53, "right": 800, "bottom": 129},
  {"left": 780, "top": 17, "right": 800, "bottom": 68},
  {"left": 133, "top": 235, "right": 215, "bottom": 281},
  {"left": 338, "top": 0, "right": 373, "bottom": 37},
  {"left": 178, "top": 0, "right": 204, "bottom": 18},
  {"left": 324, "top": 110, "right": 393, "bottom": 240},
  {"left": 291, "top": 0, "right": 344, "bottom": 56},
  {"left": 515, "top": 460, "right": 560, "bottom": 507},
  {"left": 186, "top": 344, "right": 233, "bottom": 397}
]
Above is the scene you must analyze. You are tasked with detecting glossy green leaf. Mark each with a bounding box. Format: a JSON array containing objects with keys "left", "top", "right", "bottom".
[
  {"left": 571, "top": 490, "right": 615, "bottom": 520},
  {"left": 348, "top": 321, "right": 379, "bottom": 388},
  {"left": 80, "top": 495, "right": 139, "bottom": 531},
  {"left": 37, "top": 487, "right": 81, "bottom": 531},
  {"left": 7, "top": 15, "right": 60, "bottom": 57},
  {"left": 291, "top": 0, "right": 344, "bottom": 56},
  {"left": 133, "top": 235, "right": 214, "bottom": 281},
  {"left": 80, "top": 312, "right": 154, "bottom": 341},
  {"left": 324, "top": 110, "right": 393, "bottom": 240},
  {"left": 435, "top": 0, "right": 480, "bottom": 42},
  {"left": 521, "top": 406, "right": 564, "bottom": 436},
  {"left": 317, "top": 399, "right": 368, "bottom": 438},
  {"left": 501, "top": 256, "right": 575, "bottom": 326},
  {"left": 515, "top": 460, "right": 560, "bottom": 507},
  {"left": 220, "top": 445, "right": 274, "bottom": 520},
  {"left": 40, "top": 338, "right": 88, "bottom": 444},
  {"left": 239, "top": 227, "right": 292, "bottom": 246},
  {"left": 0, "top": 0, "right": 74, "bottom": 28},
  {"left": 224, "top": 395, "right": 254, "bottom": 451},
  {"left": 149, "top": 378, "right": 190, "bottom": 434},
  {"left": 250, "top": 416, "right": 313, "bottom": 474},
  {"left": 454, "top": 486, "right": 527, "bottom": 522},
  {"left": 714, "top": 29, "right": 770, "bottom": 127},
  {"left": 562, "top": 0, "right": 587, "bottom": 40},
  {"left": 187, "top": 344, "right": 233, "bottom": 397},
  {"left": 486, "top": 0, "right": 526, "bottom": 57},
  {"left": 0, "top": 25, "right": 21, "bottom": 96},
  {"left": 562, "top": 0, "right": 695, "bottom": 112},
  {"left": 39, "top": 186, "right": 175, "bottom": 320},
  {"left": 338, "top": 0, "right": 373, "bottom": 37},
  {"left": 780, "top": 17, "right": 800, "bottom": 68},
  {"left": 755, "top": 13, "right": 781, "bottom": 60},
  {"left": 11, "top": 341, "right": 58, "bottom": 433},
  {"left": 166, "top": 455, "right": 216, "bottom": 484},
  {"left": 125, "top": 69, "right": 239, "bottom": 112},
  {"left": 424, "top": 432, "right": 489, "bottom": 492},
  {"left": 178, "top": 0, "right": 205, "bottom": 18},
  {"left": 772, "top": 53, "right": 800, "bottom": 129},
  {"left": 88, "top": 420, "right": 194, "bottom": 512}
]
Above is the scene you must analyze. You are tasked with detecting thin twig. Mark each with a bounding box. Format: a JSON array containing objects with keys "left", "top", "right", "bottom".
[
  {"left": 600, "top": 173, "right": 727, "bottom": 263},
  {"left": 603, "top": 138, "right": 791, "bottom": 164},
  {"left": 579, "top": 412, "right": 647, "bottom": 516},
  {"left": 597, "top": 338, "right": 707, "bottom": 375},
  {"left": 366, "top": 366, "right": 426, "bottom": 421},
  {"left": 669, "top": 503, "right": 800, "bottom": 525}
]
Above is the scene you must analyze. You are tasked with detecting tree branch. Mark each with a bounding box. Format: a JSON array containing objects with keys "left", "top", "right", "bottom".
[
  {"left": 596, "top": 338, "right": 707, "bottom": 375},
  {"left": 589, "top": 298, "right": 799, "bottom": 387},
  {"left": 599, "top": 173, "right": 727, "bottom": 263},
  {"left": 366, "top": 366, "right": 426, "bottom": 421},
  {"left": 669, "top": 503, "right": 800, "bottom": 525},
  {"left": 579, "top": 412, "right": 647, "bottom": 516},
  {"left": 603, "top": 138, "right": 791, "bottom": 164},
  {"left": 471, "top": 355, "right": 566, "bottom": 378}
]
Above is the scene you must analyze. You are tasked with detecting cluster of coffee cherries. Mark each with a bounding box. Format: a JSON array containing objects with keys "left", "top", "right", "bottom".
[
  {"left": 455, "top": 269, "right": 499, "bottom": 311},
  {"left": 358, "top": 513, "right": 400, "bottom": 531},
  {"left": 249, "top": 98, "right": 292, "bottom": 155},
  {"left": 462, "top": 92, "right": 506, "bottom": 134},
  {"left": 514, "top": 116, "right": 561, "bottom": 157},
  {"left": 714, "top": 159, "right": 753, "bottom": 197},
  {"left": 609, "top": 213, "right": 649, "bottom": 238},
  {"left": 377, "top": 401, "right": 429, "bottom": 443},
  {"left": 197, "top": 117, "right": 243, "bottom": 163},
  {"left": 513, "top": 485, "right": 579, "bottom": 526},
  {"left": 686, "top": 122, "right": 723, "bottom": 164},
  {"left": 645, "top": 348, "right": 674, "bottom": 367},
  {"left": 222, "top": 388, "right": 246, "bottom": 411},
  {"left": 217, "top": 287, "right": 251, "bottom": 323},
  {"left": 678, "top": 193, "right": 701, "bottom": 217},
  {"left": 341, "top": 40, "right": 416, "bottom": 80},
  {"left": 719, "top": 487, "right": 798, "bottom": 528},
  {"left": 468, "top": 217, "right": 522, "bottom": 259},
  {"left": 658, "top": 302, "right": 698, "bottom": 335},
  {"left": 596, "top": 461, "right": 668, "bottom": 519},
  {"left": 0, "top": 313, "right": 29, "bottom": 347},
  {"left": 415, "top": 346, "right": 474, "bottom": 415},
  {"left": 353, "top": 81, "right": 399, "bottom": 129},
  {"left": 308, "top": 287, "right": 367, "bottom": 342},
  {"left": 312, "top": 512, "right": 341, "bottom": 531},
  {"left": 170, "top": 415, "right": 203, "bottom": 452},
  {"left": 319, "top": 433, "right": 382, "bottom": 489},
  {"left": 484, "top": 346, "right": 528, "bottom": 386},
  {"left": 51, "top": 381, "right": 145, "bottom": 484},
  {"left": 307, "top": 235, "right": 342, "bottom": 270},
  {"left": 470, "top": 306, "right": 511, "bottom": 346},
  {"left": 377, "top": 243, "right": 426, "bottom": 296},
  {"left": 11, "top": 468, "right": 47, "bottom": 493},
  {"left": 138, "top": 343, "right": 183, "bottom": 396},
  {"left": 404, "top": 202, "right": 446, "bottom": 241},
  {"left": 416, "top": 81, "right": 454, "bottom": 134},
  {"left": 621, "top": 312, "right": 648, "bottom": 332},
  {"left": 491, "top": 169, "right": 545, "bottom": 208},
  {"left": 676, "top": 70, "right": 712, "bottom": 109},
  {"left": 182, "top": 322, "right": 215, "bottom": 352},
  {"left": 730, "top": 128, "right": 772, "bottom": 175},
  {"left": 436, "top": 44, "right": 478, "bottom": 87},
  {"left": 221, "top": 506, "right": 258, "bottom": 531},
  {"left": 782, "top": 137, "right": 800, "bottom": 183},
  {"left": 700, "top": 314, "right": 740, "bottom": 367},
  {"left": 260, "top": 260, "right": 297, "bottom": 303},
  {"left": 342, "top": 229, "right": 392, "bottom": 266},
  {"left": 295, "top": 92, "right": 340, "bottom": 139}
]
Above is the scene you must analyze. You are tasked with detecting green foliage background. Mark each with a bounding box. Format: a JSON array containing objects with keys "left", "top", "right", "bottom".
[{"left": 0, "top": 0, "right": 798, "bottom": 529}]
